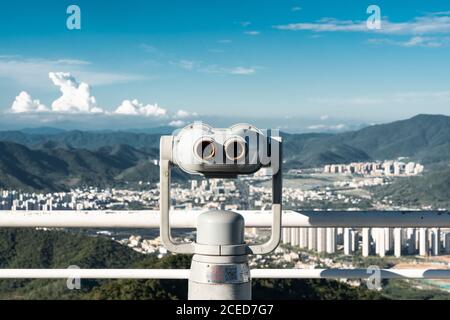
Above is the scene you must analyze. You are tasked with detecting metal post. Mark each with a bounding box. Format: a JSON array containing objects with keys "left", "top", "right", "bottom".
[{"left": 188, "top": 210, "right": 251, "bottom": 300}]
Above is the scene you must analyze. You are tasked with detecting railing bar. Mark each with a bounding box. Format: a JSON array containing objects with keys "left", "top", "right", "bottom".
[
  {"left": 0, "top": 269, "right": 449, "bottom": 279},
  {"left": 0, "top": 210, "right": 450, "bottom": 228}
]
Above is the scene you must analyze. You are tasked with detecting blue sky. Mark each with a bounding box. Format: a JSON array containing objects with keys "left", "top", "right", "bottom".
[{"left": 1, "top": 0, "right": 450, "bottom": 131}]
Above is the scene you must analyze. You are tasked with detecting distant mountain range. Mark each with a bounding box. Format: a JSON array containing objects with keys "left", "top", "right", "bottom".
[
  {"left": 0, "top": 142, "right": 160, "bottom": 190},
  {"left": 283, "top": 114, "right": 450, "bottom": 167},
  {"left": 0, "top": 114, "right": 449, "bottom": 190}
]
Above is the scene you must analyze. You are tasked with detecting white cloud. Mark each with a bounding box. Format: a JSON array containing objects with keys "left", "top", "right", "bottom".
[
  {"left": 175, "top": 110, "right": 190, "bottom": 118},
  {"left": 274, "top": 18, "right": 367, "bottom": 32},
  {"left": 49, "top": 72, "right": 103, "bottom": 113},
  {"left": 368, "top": 36, "right": 450, "bottom": 47},
  {"left": 244, "top": 31, "right": 260, "bottom": 36},
  {"left": 0, "top": 56, "right": 146, "bottom": 88},
  {"left": 170, "top": 60, "right": 196, "bottom": 71},
  {"left": 307, "top": 123, "right": 347, "bottom": 131},
  {"left": 173, "top": 109, "right": 198, "bottom": 119},
  {"left": 114, "top": 99, "right": 167, "bottom": 117},
  {"left": 172, "top": 59, "right": 257, "bottom": 76},
  {"left": 309, "top": 91, "right": 450, "bottom": 107},
  {"left": 320, "top": 114, "right": 329, "bottom": 121},
  {"left": 201, "top": 65, "right": 256, "bottom": 75},
  {"left": 7, "top": 70, "right": 196, "bottom": 119},
  {"left": 274, "top": 13, "right": 450, "bottom": 36},
  {"left": 169, "top": 120, "right": 186, "bottom": 127},
  {"left": 228, "top": 67, "right": 256, "bottom": 75},
  {"left": 11, "top": 91, "right": 48, "bottom": 113},
  {"left": 292, "top": 6, "right": 302, "bottom": 12}
]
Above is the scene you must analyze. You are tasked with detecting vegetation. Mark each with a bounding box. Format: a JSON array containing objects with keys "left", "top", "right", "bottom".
[
  {"left": 0, "top": 142, "right": 189, "bottom": 191},
  {"left": 0, "top": 228, "right": 448, "bottom": 300},
  {"left": 372, "top": 165, "right": 450, "bottom": 208}
]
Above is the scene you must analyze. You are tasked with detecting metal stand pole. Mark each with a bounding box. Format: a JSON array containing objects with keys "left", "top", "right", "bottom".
[{"left": 188, "top": 210, "right": 251, "bottom": 300}]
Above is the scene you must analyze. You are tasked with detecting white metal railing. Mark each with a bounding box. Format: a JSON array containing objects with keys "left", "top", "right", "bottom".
[
  {"left": 1, "top": 210, "right": 450, "bottom": 280},
  {"left": 0, "top": 268, "right": 449, "bottom": 279},
  {"left": 0, "top": 210, "right": 449, "bottom": 228}
]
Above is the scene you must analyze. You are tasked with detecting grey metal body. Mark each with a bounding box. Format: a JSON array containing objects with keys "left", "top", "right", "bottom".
[
  {"left": 159, "top": 130, "right": 282, "bottom": 300},
  {"left": 189, "top": 213, "right": 251, "bottom": 300},
  {"left": 159, "top": 135, "right": 283, "bottom": 255}
]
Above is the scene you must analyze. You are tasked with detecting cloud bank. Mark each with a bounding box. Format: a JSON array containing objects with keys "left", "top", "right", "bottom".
[
  {"left": 9, "top": 72, "right": 196, "bottom": 124},
  {"left": 274, "top": 12, "right": 450, "bottom": 48},
  {"left": 49, "top": 72, "right": 103, "bottom": 113},
  {"left": 114, "top": 99, "right": 167, "bottom": 117},
  {"left": 11, "top": 91, "right": 48, "bottom": 113}
]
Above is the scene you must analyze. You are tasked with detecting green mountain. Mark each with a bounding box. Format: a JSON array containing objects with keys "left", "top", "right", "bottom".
[
  {"left": 283, "top": 114, "right": 450, "bottom": 167},
  {"left": 5, "top": 114, "right": 450, "bottom": 167},
  {"left": 1, "top": 114, "right": 450, "bottom": 191},
  {"left": 372, "top": 165, "right": 450, "bottom": 208},
  {"left": 0, "top": 130, "right": 163, "bottom": 150},
  {"left": 0, "top": 141, "right": 160, "bottom": 191}
]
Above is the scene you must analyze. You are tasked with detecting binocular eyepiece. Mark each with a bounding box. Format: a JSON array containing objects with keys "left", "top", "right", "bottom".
[
  {"left": 170, "top": 122, "right": 280, "bottom": 178},
  {"left": 193, "top": 136, "right": 247, "bottom": 162}
]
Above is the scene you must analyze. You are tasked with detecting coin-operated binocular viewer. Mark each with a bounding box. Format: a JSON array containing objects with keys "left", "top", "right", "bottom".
[{"left": 159, "top": 122, "right": 282, "bottom": 300}]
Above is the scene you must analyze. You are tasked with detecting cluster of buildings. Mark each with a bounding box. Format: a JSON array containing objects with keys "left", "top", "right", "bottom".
[
  {"left": 0, "top": 172, "right": 377, "bottom": 213},
  {"left": 323, "top": 160, "right": 424, "bottom": 176},
  {"left": 171, "top": 179, "right": 244, "bottom": 211},
  {"left": 117, "top": 235, "right": 169, "bottom": 258},
  {"left": 249, "top": 184, "right": 364, "bottom": 209},
  {"left": 0, "top": 188, "right": 161, "bottom": 211},
  {"left": 281, "top": 227, "right": 450, "bottom": 258}
]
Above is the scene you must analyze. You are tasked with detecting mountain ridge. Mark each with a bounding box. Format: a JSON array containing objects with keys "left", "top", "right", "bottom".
[{"left": 0, "top": 114, "right": 450, "bottom": 190}]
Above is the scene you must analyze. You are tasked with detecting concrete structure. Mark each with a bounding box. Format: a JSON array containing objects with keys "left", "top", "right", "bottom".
[
  {"left": 282, "top": 228, "right": 291, "bottom": 244},
  {"left": 394, "top": 228, "right": 402, "bottom": 258},
  {"left": 299, "top": 228, "right": 308, "bottom": 249},
  {"left": 291, "top": 228, "right": 299, "bottom": 246},
  {"left": 317, "top": 228, "right": 326, "bottom": 253},
  {"left": 419, "top": 228, "right": 429, "bottom": 256},
  {"left": 445, "top": 233, "right": 450, "bottom": 254},
  {"left": 343, "top": 228, "right": 352, "bottom": 255},
  {"left": 326, "top": 228, "right": 336, "bottom": 254},
  {"left": 377, "top": 228, "right": 386, "bottom": 257},
  {"left": 362, "top": 228, "right": 370, "bottom": 257},
  {"left": 384, "top": 228, "right": 393, "bottom": 253},
  {"left": 308, "top": 228, "right": 317, "bottom": 251},
  {"left": 351, "top": 229, "right": 358, "bottom": 252},
  {"left": 407, "top": 228, "right": 416, "bottom": 255},
  {"left": 431, "top": 228, "right": 440, "bottom": 256}
]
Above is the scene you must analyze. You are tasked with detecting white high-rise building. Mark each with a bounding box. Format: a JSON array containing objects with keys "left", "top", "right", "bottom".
[
  {"left": 343, "top": 228, "right": 352, "bottom": 255},
  {"left": 394, "top": 228, "right": 402, "bottom": 257},
  {"left": 419, "top": 228, "right": 428, "bottom": 256},
  {"left": 317, "top": 228, "right": 326, "bottom": 253},
  {"left": 407, "top": 228, "right": 416, "bottom": 255},
  {"left": 445, "top": 233, "right": 450, "bottom": 254},
  {"left": 308, "top": 228, "right": 317, "bottom": 251},
  {"left": 362, "top": 228, "right": 370, "bottom": 257},
  {"left": 326, "top": 228, "right": 336, "bottom": 254},
  {"left": 299, "top": 228, "right": 308, "bottom": 249}
]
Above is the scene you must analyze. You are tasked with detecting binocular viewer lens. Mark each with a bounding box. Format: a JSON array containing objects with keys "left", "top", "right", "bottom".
[
  {"left": 194, "top": 137, "right": 247, "bottom": 162},
  {"left": 195, "top": 138, "right": 216, "bottom": 161}
]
